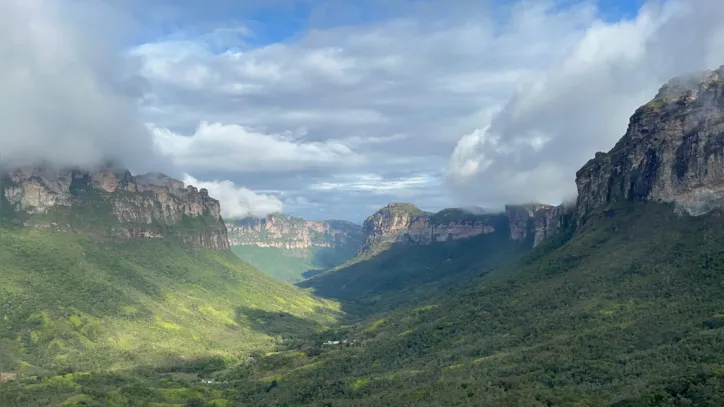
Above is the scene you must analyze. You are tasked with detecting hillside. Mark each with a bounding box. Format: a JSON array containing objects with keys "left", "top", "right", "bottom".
[
  {"left": 299, "top": 213, "right": 531, "bottom": 316},
  {"left": 227, "top": 214, "right": 363, "bottom": 282},
  {"left": 219, "top": 201, "right": 724, "bottom": 406},
  {"left": 0, "top": 168, "right": 341, "bottom": 407}
]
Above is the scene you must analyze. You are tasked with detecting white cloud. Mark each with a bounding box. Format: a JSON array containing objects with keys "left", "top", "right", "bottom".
[
  {"left": 310, "top": 173, "right": 438, "bottom": 193},
  {"left": 184, "top": 174, "right": 283, "bottom": 219},
  {"left": 0, "top": 0, "right": 170, "bottom": 174},
  {"left": 152, "top": 122, "right": 362, "bottom": 173},
  {"left": 447, "top": 0, "right": 724, "bottom": 207}
]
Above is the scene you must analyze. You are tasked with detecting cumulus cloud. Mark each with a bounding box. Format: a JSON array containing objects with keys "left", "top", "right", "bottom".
[
  {"left": 129, "top": 1, "right": 602, "bottom": 218},
  {"left": 447, "top": 0, "right": 724, "bottom": 207},
  {"left": 29, "top": 0, "right": 718, "bottom": 221},
  {"left": 184, "top": 174, "right": 283, "bottom": 219},
  {"left": 0, "top": 0, "right": 171, "bottom": 174}
]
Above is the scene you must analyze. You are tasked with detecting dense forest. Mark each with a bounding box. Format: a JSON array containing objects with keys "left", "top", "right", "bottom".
[{"left": 5, "top": 201, "right": 724, "bottom": 406}]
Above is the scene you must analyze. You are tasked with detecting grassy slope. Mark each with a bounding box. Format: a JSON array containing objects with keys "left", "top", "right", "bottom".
[
  {"left": 222, "top": 202, "right": 724, "bottom": 406},
  {"left": 230, "top": 244, "right": 358, "bottom": 283},
  {"left": 0, "top": 226, "right": 340, "bottom": 406}
]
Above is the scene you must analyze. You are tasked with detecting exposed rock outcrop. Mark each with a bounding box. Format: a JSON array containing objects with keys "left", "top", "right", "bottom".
[
  {"left": 576, "top": 65, "right": 724, "bottom": 221},
  {"left": 227, "top": 214, "right": 362, "bottom": 250},
  {"left": 358, "top": 203, "right": 505, "bottom": 254},
  {"left": 1, "top": 165, "right": 229, "bottom": 250},
  {"left": 505, "top": 204, "right": 566, "bottom": 247}
]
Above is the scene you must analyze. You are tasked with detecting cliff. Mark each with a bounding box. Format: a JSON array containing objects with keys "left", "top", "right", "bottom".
[
  {"left": 0, "top": 165, "right": 229, "bottom": 250},
  {"left": 505, "top": 203, "right": 567, "bottom": 247},
  {"left": 227, "top": 214, "right": 362, "bottom": 250},
  {"left": 358, "top": 203, "right": 507, "bottom": 254},
  {"left": 576, "top": 65, "right": 724, "bottom": 222}
]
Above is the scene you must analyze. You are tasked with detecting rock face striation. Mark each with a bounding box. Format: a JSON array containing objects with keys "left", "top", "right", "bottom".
[
  {"left": 227, "top": 214, "right": 362, "bottom": 250},
  {"left": 1, "top": 165, "right": 229, "bottom": 250},
  {"left": 358, "top": 203, "right": 509, "bottom": 254},
  {"left": 505, "top": 204, "right": 567, "bottom": 247},
  {"left": 576, "top": 65, "right": 724, "bottom": 221}
]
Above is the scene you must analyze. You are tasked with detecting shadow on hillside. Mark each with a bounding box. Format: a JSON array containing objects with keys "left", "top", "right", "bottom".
[
  {"left": 301, "top": 268, "right": 324, "bottom": 279},
  {"left": 296, "top": 229, "right": 533, "bottom": 318},
  {"left": 235, "top": 306, "right": 326, "bottom": 337}
]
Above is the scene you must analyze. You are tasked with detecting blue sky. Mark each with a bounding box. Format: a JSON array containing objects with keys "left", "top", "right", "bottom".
[
  {"left": 4, "top": 0, "right": 724, "bottom": 222},
  {"left": 140, "top": 0, "right": 646, "bottom": 47}
]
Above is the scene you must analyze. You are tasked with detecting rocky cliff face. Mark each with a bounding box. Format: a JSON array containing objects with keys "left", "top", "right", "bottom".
[
  {"left": 1, "top": 165, "right": 229, "bottom": 250},
  {"left": 358, "top": 203, "right": 506, "bottom": 254},
  {"left": 576, "top": 66, "right": 724, "bottom": 221},
  {"left": 505, "top": 204, "right": 567, "bottom": 247},
  {"left": 227, "top": 214, "right": 362, "bottom": 250}
]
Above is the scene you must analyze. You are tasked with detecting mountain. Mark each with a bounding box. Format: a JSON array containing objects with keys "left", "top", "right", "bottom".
[
  {"left": 297, "top": 203, "right": 567, "bottom": 312},
  {"left": 358, "top": 203, "right": 502, "bottom": 254},
  {"left": 227, "top": 214, "right": 363, "bottom": 282},
  {"left": 505, "top": 203, "right": 568, "bottom": 247},
  {"left": 0, "top": 166, "right": 340, "bottom": 407},
  {"left": 576, "top": 65, "right": 724, "bottom": 221},
  {"left": 358, "top": 202, "right": 567, "bottom": 256},
  {"left": 2, "top": 165, "right": 228, "bottom": 249},
  {"left": 201, "top": 66, "right": 724, "bottom": 406}
]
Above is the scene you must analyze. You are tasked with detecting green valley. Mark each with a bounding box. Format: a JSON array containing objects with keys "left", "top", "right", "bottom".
[
  {"left": 230, "top": 245, "right": 358, "bottom": 283},
  {"left": 0, "top": 225, "right": 341, "bottom": 406}
]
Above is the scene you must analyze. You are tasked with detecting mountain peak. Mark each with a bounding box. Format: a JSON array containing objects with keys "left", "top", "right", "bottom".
[
  {"left": 654, "top": 65, "right": 724, "bottom": 100},
  {"left": 381, "top": 202, "right": 428, "bottom": 215}
]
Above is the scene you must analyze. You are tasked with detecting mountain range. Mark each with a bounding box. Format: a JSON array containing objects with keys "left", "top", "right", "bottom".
[{"left": 3, "top": 66, "right": 724, "bottom": 406}]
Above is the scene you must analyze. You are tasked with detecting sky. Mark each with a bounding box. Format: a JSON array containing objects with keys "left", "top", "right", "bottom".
[{"left": 2, "top": 0, "right": 724, "bottom": 223}]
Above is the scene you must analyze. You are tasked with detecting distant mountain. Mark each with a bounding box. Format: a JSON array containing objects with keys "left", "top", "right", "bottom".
[
  {"left": 357, "top": 202, "right": 565, "bottom": 256},
  {"left": 296, "top": 202, "right": 569, "bottom": 312},
  {"left": 226, "top": 214, "right": 363, "bottom": 282}
]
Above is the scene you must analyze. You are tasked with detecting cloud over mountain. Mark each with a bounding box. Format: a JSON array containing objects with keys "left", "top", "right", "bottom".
[{"left": 446, "top": 0, "right": 724, "bottom": 207}]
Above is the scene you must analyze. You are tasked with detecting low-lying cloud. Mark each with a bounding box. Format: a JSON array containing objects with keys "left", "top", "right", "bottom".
[
  {"left": 0, "top": 0, "right": 280, "bottom": 218},
  {"left": 183, "top": 174, "right": 284, "bottom": 219},
  {"left": 0, "top": 0, "right": 169, "bottom": 174}
]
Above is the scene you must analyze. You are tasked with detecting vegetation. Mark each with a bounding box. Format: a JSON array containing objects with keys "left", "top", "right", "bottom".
[
  {"left": 299, "top": 221, "right": 528, "bottom": 317},
  {"left": 230, "top": 245, "right": 358, "bottom": 283},
  {"left": 227, "top": 215, "right": 362, "bottom": 282},
  {"left": 0, "top": 225, "right": 340, "bottom": 406},
  {"left": 219, "top": 201, "right": 724, "bottom": 406},
  {"left": 6, "top": 199, "right": 724, "bottom": 406}
]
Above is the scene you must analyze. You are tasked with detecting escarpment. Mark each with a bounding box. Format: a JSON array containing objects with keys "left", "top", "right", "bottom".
[
  {"left": 505, "top": 204, "right": 568, "bottom": 247},
  {"left": 1, "top": 165, "right": 229, "bottom": 250},
  {"left": 576, "top": 65, "right": 724, "bottom": 222},
  {"left": 358, "top": 203, "right": 507, "bottom": 254},
  {"left": 227, "top": 214, "right": 363, "bottom": 250}
]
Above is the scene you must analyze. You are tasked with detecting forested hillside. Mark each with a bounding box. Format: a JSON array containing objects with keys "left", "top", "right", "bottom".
[{"left": 217, "top": 202, "right": 724, "bottom": 406}]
